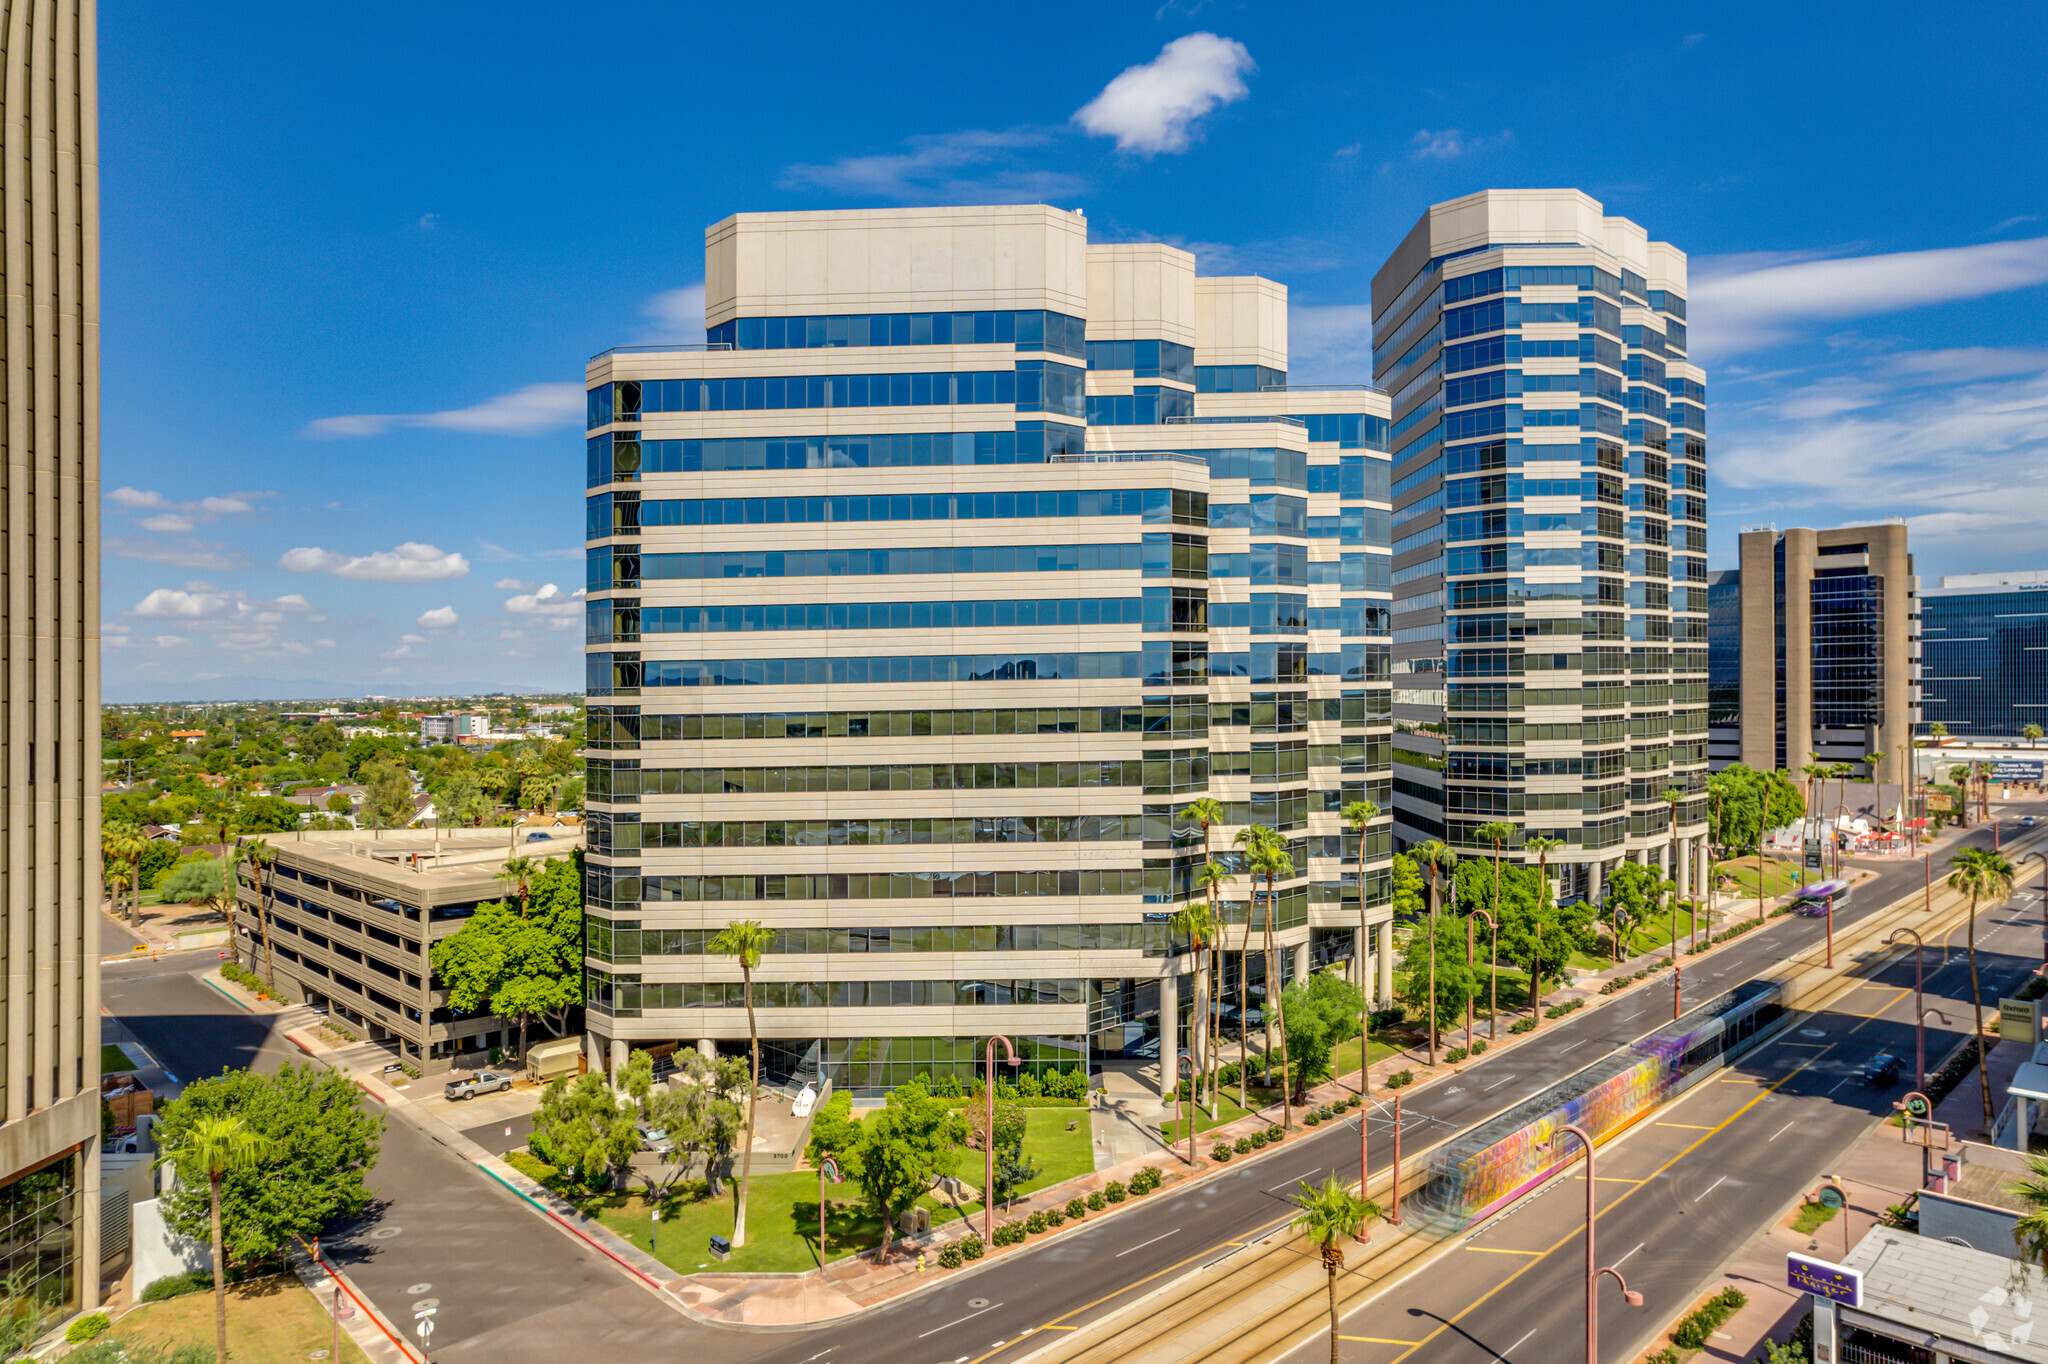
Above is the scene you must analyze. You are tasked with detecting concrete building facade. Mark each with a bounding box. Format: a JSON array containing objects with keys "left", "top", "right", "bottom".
[
  {"left": 0, "top": 0, "right": 102, "bottom": 1318},
  {"left": 1713, "top": 522, "right": 1919, "bottom": 780},
  {"left": 230, "top": 829, "right": 583, "bottom": 1072},
  {"left": 1376, "top": 190, "right": 1709, "bottom": 905},
  {"left": 582, "top": 205, "right": 1394, "bottom": 1096}
]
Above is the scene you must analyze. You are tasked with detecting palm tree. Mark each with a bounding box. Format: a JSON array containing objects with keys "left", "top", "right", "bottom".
[
  {"left": 1948, "top": 848, "right": 2016, "bottom": 1133},
  {"left": 104, "top": 862, "right": 132, "bottom": 930},
  {"left": 239, "top": 838, "right": 278, "bottom": 990},
  {"left": 1660, "top": 788, "right": 1689, "bottom": 949},
  {"left": 1290, "top": 1176, "right": 1382, "bottom": 1364},
  {"left": 497, "top": 854, "right": 540, "bottom": 915},
  {"left": 1523, "top": 836, "right": 1566, "bottom": 1026},
  {"left": 2024, "top": 723, "right": 2044, "bottom": 750},
  {"left": 1171, "top": 899, "right": 1219, "bottom": 1124},
  {"left": 103, "top": 822, "right": 147, "bottom": 926},
  {"left": 1344, "top": 800, "right": 1380, "bottom": 1007},
  {"left": 1410, "top": 840, "right": 1457, "bottom": 1067},
  {"left": 1235, "top": 825, "right": 1279, "bottom": 1088},
  {"left": 709, "top": 918, "right": 775, "bottom": 1250},
  {"left": 1195, "top": 859, "right": 1235, "bottom": 1120},
  {"left": 1241, "top": 828, "right": 1298, "bottom": 1124},
  {"left": 2007, "top": 1153, "right": 2048, "bottom": 1268},
  {"left": 161, "top": 1113, "right": 272, "bottom": 1364},
  {"left": 1800, "top": 762, "right": 1828, "bottom": 814}
]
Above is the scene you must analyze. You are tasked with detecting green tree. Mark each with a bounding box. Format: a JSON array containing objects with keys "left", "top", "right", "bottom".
[
  {"left": 1603, "top": 860, "right": 1664, "bottom": 962},
  {"left": 239, "top": 838, "right": 278, "bottom": 989},
  {"left": 1280, "top": 970, "right": 1364, "bottom": 1095},
  {"left": 159, "top": 1114, "right": 271, "bottom": 1364},
  {"left": 496, "top": 855, "right": 540, "bottom": 914},
  {"left": 159, "top": 856, "right": 224, "bottom": 905},
  {"left": 1197, "top": 857, "right": 1236, "bottom": 1118},
  {"left": 530, "top": 1073, "right": 639, "bottom": 1189},
  {"left": 1949, "top": 847, "right": 2016, "bottom": 1131},
  {"left": 359, "top": 755, "right": 415, "bottom": 830},
  {"left": 1239, "top": 827, "right": 1297, "bottom": 1127},
  {"left": 440, "top": 770, "right": 494, "bottom": 828},
  {"left": 103, "top": 822, "right": 149, "bottom": 927},
  {"left": 968, "top": 1097, "right": 1036, "bottom": 1208},
  {"left": 1398, "top": 912, "right": 1477, "bottom": 1037},
  {"left": 1390, "top": 853, "right": 1424, "bottom": 920},
  {"left": 1344, "top": 799, "right": 1380, "bottom": 1013},
  {"left": 1409, "top": 840, "right": 1458, "bottom": 1065},
  {"left": 430, "top": 854, "right": 584, "bottom": 1060},
  {"left": 232, "top": 796, "right": 302, "bottom": 834},
  {"left": 325, "top": 792, "right": 353, "bottom": 816},
  {"left": 709, "top": 919, "right": 776, "bottom": 1249},
  {"left": 1290, "top": 1176, "right": 1381, "bottom": 1364},
  {"left": 1171, "top": 898, "right": 1219, "bottom": 1114},
  {"left": 157, "top": 1063, "right": 382, "bottom": 1273},
  {"left": 644, "top": 1051, "right": 746, "bottom": 1197},
  {"left": 1497, "top": 865, "right": 1596, "bottom": 1006},
  {"left": 843, "top": 1081, "right": 967, "bottom": 1261},
  {"left": 341, "top": 733, "right": 407, "bottom": 780},
  {"left": 2025, "top": 723, "right": 2044, "bottom": 748},
  {"left": 1473, "top": 820, "right": 1517, "bottom": 938},
  {"left": 2007, "top": 1153, "right": 2048, "bottom": 1270}
]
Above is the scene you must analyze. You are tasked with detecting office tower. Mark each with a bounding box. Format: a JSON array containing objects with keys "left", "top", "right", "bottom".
[
  {"left": 1376, "top": 190, "right": 1708, "bottom": 905},
  {"left": 1709, "top": 523, "right": 1918, "bottom": 778},
  {"left": 1919, "top": 570, "right": 2046, "bottom": 740},
  {"left": 0, "top": 0, "right": 102, "bottom": 1317},
  {"left": 583, "top": 206, "right": 1392, "bottom": 1097}
]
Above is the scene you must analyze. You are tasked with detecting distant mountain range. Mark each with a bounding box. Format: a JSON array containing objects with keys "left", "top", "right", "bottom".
[{"left": 103, "top": 676, "right": 578, "bottom": 704}]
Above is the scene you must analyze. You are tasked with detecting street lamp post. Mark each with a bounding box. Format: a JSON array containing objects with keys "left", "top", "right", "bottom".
[
  {"left": 1884, "top": 928, "right": 1951, "bottom": 1088},
  {"left": 2024, "top": 853, "right": 2048, "bottom": 970},
  {"left": 1390, "top": 1089, "right": 1403, "bottom": 1226},
  {"left": 1469, "top": 908, "right": 1498, "bottom": 1044},
  {"left": 1832, "top": 804, "right": 1854, "bottom": 879},
  {"left": 1178, "top": 1055, "right": 1196, "bottom": 1166},
  {"left": 1548, "top": 1123, "right": 1644, "bottom": 1364},
  {"left": 982, "top": 1035, "right": 1019, "bottom": 1243}
]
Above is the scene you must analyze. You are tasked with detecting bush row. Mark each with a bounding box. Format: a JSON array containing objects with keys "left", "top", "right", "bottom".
[
  {"left": 1544, "top": 998, "right": 1584, "bottom": 1019},
  {"left": 1664, "top": 1287, "right": 1748, "bottom": 1353},
  {"left": 1385, "top": 1069, "right": 1414, "bottom": 1089},
  {"left": 925, "top": 1066, "right": 1089, "bottom": 1103}
]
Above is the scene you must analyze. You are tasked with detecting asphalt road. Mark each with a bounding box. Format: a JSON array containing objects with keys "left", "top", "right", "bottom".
[{"left": 96, "top": 814, "right": 2042, "bottom": 1364}]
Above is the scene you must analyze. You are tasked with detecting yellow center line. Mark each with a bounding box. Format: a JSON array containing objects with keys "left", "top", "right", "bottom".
[
  {"left": 1847, "top": 988, "right": 1913, "bottom": 1035},
  {"left": 1464, "top": 1246, "right": 1542, "bottom": 1255},
  {"left": 1655, "top": 1122, "right": 1715, "bottom": 1130},
  {"left": 1386, "top": 1048, "right": 1830, "bottom": 1364},
  {"left": 1039, "top": 1325, "right": 1077, "bottom": 1330},
  {"left": 1342, "top": 1337, "right": 1423, "bottom": 1345}
]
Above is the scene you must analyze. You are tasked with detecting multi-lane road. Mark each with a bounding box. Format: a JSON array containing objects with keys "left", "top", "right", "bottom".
[{"left": 99, "top": 815, "right": 2044, "bottom": 1363}]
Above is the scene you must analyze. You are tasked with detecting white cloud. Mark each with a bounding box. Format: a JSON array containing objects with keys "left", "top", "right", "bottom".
[
  {"left": 494, "top": 576, "right": 536, "bottom": 592},
  {"left": 304, "top": 382, "right": 583, "bottom": 439},
  {"left": 105, "top": 538, "right": 248, "bottom": 571},
  {"left": 503, "top": 582, "right": 583, "bottom": 617},
  {"left": 314, "top": 639, "right": 336, "bottom": 649},
  {"left": 274, "top": 593, "right": 312, "bottom": 612},
  {"left": 417, "top": 605, "right": 458, "bottom": 629},
  {"left": 1073, "top": 33, "right": 1254, "bottom": 154},
  {"left": 133, "top": 587, "right": 238, "bottom": 619},
  {"left": 1408, "top": 129, "right": 1513, "bottom": 161},
  {"left": 1690, "top": 235, "right": 2048, "bottom": 359},
  {"left": 381, "top": 644, "right": 414, "bottom": 660},
  {"left": 139, "top": 513, "right": 195, "bottom": 533},
  {"left": 153, "top": 635, "right": 189, "bottom": 649},
  {"left": 477, "top": 539, "right": 526, "bottom": 562},
  {"left": 108, "top": 487, "right": 264, "bottom": 524},
  {"left": 279, "top": 542, "right": 470, "bottom": 583},
  {"left": 642, "top": 284, "right": 706, "bottom": 342},
  {"left": 1285, "top": 303, "right": 1377, "bottom": 383},
  {"left": 109, "top": 487, "right": 166, "bottom": 509},
  {"left": 400, "top": 634, "right": 429, "bottom": 645},
  {"left": 779, "top": 129, "right": 1081, "bottom": 202},
  {"left": 1994, "top": 214, "right": 2040, "bottom": 233}
]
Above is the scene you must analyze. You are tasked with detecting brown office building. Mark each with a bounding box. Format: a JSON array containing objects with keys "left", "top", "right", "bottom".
[
  {"left": 1713, "top": 523, "right": 1919, "bottom": 779},
  {"left": 0, "top": 0, "right": 103, "bottom": 1319}
]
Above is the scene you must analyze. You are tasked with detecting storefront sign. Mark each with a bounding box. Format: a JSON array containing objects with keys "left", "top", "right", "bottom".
[
  {"left": 1990, "top": 760, "right": 2044, "bottom": 782},
  {"left": 1788, "top": 1252, "right": 1861, "bottom": 1306}
]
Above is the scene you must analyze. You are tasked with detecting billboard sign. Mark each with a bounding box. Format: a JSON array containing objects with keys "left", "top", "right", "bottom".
[
  {"left": 1990, "top": 761, "right": 2044, "bottom": 782},
  {"left": 1788, "top": 1252, "right": 1861, "bottom": 1306}
]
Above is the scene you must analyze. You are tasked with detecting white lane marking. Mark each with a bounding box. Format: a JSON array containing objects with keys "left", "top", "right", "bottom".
[
  {"left": 1493, "top": 1327, "right": 1538, "bottom": 1361},
  {"left": 916, "top": 1303, "right": 1002, "bottom": 1339},
  {"left": 1827, "top": 1076, "right": 1853, "bottom": 1095},
  {"left": 1114, "top": 1228, "right": 1182, "bottom": 1257},
  {"left": 1696, "top": 1174, "right": 1730, "bottom": 1202},
  {"left": 1557, "top": 1039, "right": 1591, "bottom": 1053},
  {"left": 1483, "top": 1074, "right": 1517, "bottom": 1091},
  {"left": 1612, "top": 1241, "right": 1644, "bottom": 1269},
  {"left": 1769, "top": 1121, "right": 1796, "bottom": 1142},
  {"left": 1268, "top": 1170, "right": 1318, "bottom": 1192}
]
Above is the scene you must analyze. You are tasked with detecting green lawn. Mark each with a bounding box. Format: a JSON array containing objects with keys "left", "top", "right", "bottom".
[
  {"left": 1716, "top": 857, "right": 1805, "bottom": 899},
  {"left": 101, "top": 1043, "right": 135, "bottom": 1073},
  {"left": 564, "top": 1109, "right": 1094, "bottom": 1273},
  {"left": 1162, "top": 1084, "right": 1282, "bottom": 1142}
]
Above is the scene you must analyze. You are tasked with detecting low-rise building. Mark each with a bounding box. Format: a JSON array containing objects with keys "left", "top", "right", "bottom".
[
  {"left": 1809, "top": 1228, "right": 2048, "bottom": 1363},
  {"left": 231, "top": 828, "right": 583, "bottom": 1071}
]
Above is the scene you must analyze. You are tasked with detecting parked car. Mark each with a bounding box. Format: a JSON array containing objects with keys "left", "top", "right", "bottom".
[
  {"left": 2024, "top": 816, "right": 2038, "bottom": 828},
  {"left": 443, "top": 1070, "right": 513, "bottom": 1101},
  {"left": 634, "top": 1124, "right": 674, "bottom": 1156}
]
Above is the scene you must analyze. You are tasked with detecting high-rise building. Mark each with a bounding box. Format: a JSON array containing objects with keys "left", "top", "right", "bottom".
[
  {"left": 1918, "top": 571, "right": 2047, "bottom": 740},
  {"left": 582, "top": 206, "right": 1393, "bottom": 1097},
  {"left": 1706, "top": 523, "right": 1919, "bottom": 778},
  {"left": 0, "top": 0, "right": 103, "bottom": 1318},
  {"left": 1375, "top": 190, "right": 1709, "bottom": 904}
]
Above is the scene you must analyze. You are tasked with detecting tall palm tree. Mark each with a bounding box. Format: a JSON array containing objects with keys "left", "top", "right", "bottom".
[
  {"left": 709, "top": 918, "right": 775, "bottom": 1250},
  {"left": 1410, "top": 840, "right": 1456, "bottom": 1067},
  {"left": 1343, "top": 800, "right": 1380, "bottom": 1009},
  {"left": 1523, "top": 836, "right": 1565, "bottom": 1025},
  {"left": 239, "top": 838, "right": 278, "bottom": 990},
  {"left": 1171, "top": 899, "right": 1219, "bottom": 1123},
  {"left": 2006, "top": 1153, "right": 2048, "bottom": 1269},
  {"left": 1249, "top": 838, "right": 1299, "bottom": 1124},
  {"left": 1235, "top": 825, "right": 1281, "bottom": 1092},
  {"left": 103, "top": 822, "right": 147, "bottom": 927},
  {"left": 161, "top": 1113, "right": 272, "bottom": 1364},
  {"left": 1660, "top": 787, "right": 1689, "bottom": 949},
  {"left": 497, "top": 854, "right": 540, "bottom": 915},
  {"left": 1290, "top": 1176, "right": 1381, "bottom": 1364},
  {"left": 1948, "top": 848, "right": 2016, "bottom": 1133},
  {"left": 1473, "top": 822, "right": 1516, "bottom": 1039},
  {"left": 1195, "top": 859, "right": 1235, "bottom": 1120},
  {"left": 1801, "top": 762, "right": 1829, "bottom": 815}
]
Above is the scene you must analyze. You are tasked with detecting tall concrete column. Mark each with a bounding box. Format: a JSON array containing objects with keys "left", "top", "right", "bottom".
[
  {"left": 698, "top": 1038, "right": 717, "bottom": 1061},
  {"left": 1375, "top": 921, "right": 1395, "bottom": 1007},
  {"left": 1158, "top": 970, "right": 1180, "bottom": 1100},
  {"left": 609, "top": 1034, "right": 630, "bottom": 1077},
  {"left": 584, "top": 1030, "right": 606, "bottom": 1076},
  {"left": 1294, "top": 940, "right": 1311, "bottom": 983},
  {"left": 1587, "top": 858, "right": 1605, "bottom": 906}
]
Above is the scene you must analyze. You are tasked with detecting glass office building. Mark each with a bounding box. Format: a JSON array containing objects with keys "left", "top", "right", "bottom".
[
  {"left": 1919, "top": 579, "right": 2048, "bottom": 739},
  {"left": 583, "top": 208, "right": 1393, "bottom": 1096},
  {"left": 1376, "top": 190, "right": 1709, "bottom": 904}
]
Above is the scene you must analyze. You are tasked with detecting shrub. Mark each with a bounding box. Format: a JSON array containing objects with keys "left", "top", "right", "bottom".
[
  {"left": 1368, "top": 1006, "right": 1406, "bottom": 1031},
  {"left": 1212, "top": 1144, "right": 1234, "bottom": 1162},
  {"left": 1087, "top": 1191, "right": 1106, "bottom": 1211},
  {"left": 1130, "top": 1165, "right": 1162, "bottom": 1194},
  {"left": 1672, "top": 1287, "right": 1749, "bottom": 1350},
  {"left": 959, "top": 1234, "right": 985, "bottom": 1260},
  {"left": 1304, "top": 1112, "right": 1321, "bottom": 1126},
  {"left": 938, "top": 1244, "right": 963, "bottom": 1269},
  {"left": 1510, "top": 1018, "right": 1537, "bottom": 1034},
  {"left": 1235, "top": 1136, "right": 1254, "bottom": 1155},
  {"left": 1470, "top": 1041, "right": 1488, "bottom": 1056},
  {"left": 141, "top": 1272, "right": 212, "bottom": 1302},
  {"left": 1386, "top": 1069, "right": 1414, "bottom": 1089},
  {"left": 1545, "top": 999, "right": 1584, "bottom": 1019},
  {"left": 505, "top": 1149, "right": 554, "bottom": 1184},
  {"left": 1045, "top": 1206, "right": 1065, "bottom": 1227},
  {"left": 1018, "top": 1071, "right": 1042, "bottom": 1099},
  {"left": 1104, "top": 1180, "right": 1128, "bottom": 1204},
  {"left": 1025, "top": 1211, "right": 1047, "bottom": 1234},
  {"left": 1066, "top": 1197, "right": 1087, "bottom": 1220},
  {"left": 1445, "top": 1046, "right": 1470, "bottom": 1064},
  {"left": 67, "top": 1314, "right": 111, "bottom": 1343},
  {"left": 1248, "top": 1129, "right": 1269, "bottom": 1148},
  {"left": 993, "top": 1221, "right": 1025, "bottom": 1246},
  {"left": 1269, "top": 1126, "right": 1285, "bottom": 1142}
]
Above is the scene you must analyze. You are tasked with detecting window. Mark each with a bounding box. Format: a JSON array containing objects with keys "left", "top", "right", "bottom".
[{"left": 707, "top": 309, "right": 1085, "bottom": 358}]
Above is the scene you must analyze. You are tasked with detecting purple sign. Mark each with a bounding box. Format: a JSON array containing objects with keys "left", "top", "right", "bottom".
[{"left": 1788, "top": 1252, "right": 1861, "bottom": 1306}]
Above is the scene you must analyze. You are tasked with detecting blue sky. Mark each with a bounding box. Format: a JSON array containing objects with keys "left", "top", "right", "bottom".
[{"left": 99, "top": 2, "right": 2048, "bottom": 700}]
